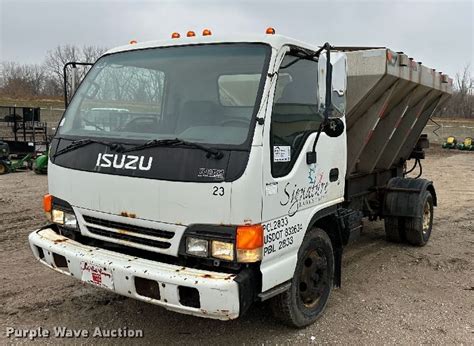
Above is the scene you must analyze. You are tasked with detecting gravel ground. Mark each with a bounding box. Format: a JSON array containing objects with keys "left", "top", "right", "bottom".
[{"left": 0, "top": 147, "right": 473, "bottom": 344}]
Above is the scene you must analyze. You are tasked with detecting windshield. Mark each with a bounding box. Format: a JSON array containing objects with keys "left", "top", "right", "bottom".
[{"left": 58, "top": 43, "right": 270, "bottom": 146}]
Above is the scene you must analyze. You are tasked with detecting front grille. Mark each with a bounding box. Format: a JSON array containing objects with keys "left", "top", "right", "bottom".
[
  {"left": 83, "top": 215, "right": 174, "bottom": 239},
  {"left": 87, "top": 226, "right": 171, "bottom": 249}
]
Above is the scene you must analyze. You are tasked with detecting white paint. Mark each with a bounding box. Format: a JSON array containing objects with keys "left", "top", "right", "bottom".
[{"left": 33, "top": 35, "right": 349, "bottom": 316}]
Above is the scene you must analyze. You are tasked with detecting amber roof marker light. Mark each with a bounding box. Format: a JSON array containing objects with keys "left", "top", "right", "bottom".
[
  {"left": 187, "top": 30, "right": 196, "bottom": 37},
  {"left": 266, "top": 27, "right": 276, "bottom": 35},
  {"left": 171, "top": 32, "right": 181, "bottom": 39},
  {"left": 202, "top": 29, "right": 212, "bottom": 36}
]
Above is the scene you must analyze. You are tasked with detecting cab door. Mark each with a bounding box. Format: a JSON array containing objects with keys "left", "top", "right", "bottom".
[{"left": 260, "top": 50, "right": 347, "bottom": 291}]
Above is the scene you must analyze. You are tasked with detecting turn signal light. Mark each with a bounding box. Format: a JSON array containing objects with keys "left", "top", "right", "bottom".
[
  {"left": 43, "top": 194, "right": 52, "bottom": 213},
  {"left": 202, "top": 29, "right": 212, "bottom": 36},
  {"left": 129, "top": 40, "right": 138, "bottom": 44},
  {"left": 171, "top": 32, "right": 181, "bottom": 39},
  {"left": 266, "top": 27, "right": 276, "bottom": 35},
  {"left": 237, "top": 225, "right": 263, "bottom": 249},
  {"left": 236, "top": 224, "right": 263, "bottom": 263},
  {"left": 187, "top": 31, "right": 196, "bottom": 37}
]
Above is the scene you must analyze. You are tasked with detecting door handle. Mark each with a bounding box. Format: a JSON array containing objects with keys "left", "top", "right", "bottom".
[{"left": 329, "top": 168, "right": 339, "bottom": 182}]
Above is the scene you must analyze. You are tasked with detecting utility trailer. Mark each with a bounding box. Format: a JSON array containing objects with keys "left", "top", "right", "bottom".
[
  {"left": 28, "top": 32, "right": 452, "bottom": 328},
  {"left": 0, "top": 106, "right": 50, "bottom": 174},
  {"left": 0, "top": 106, "right": 49, "bottom": 154}
]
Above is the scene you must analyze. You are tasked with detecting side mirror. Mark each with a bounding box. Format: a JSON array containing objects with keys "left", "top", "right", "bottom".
[
  {"left": 324, "top": 118, "right": 344, "bottom": 137},
  {"left": 318, "top": 51, "right": 347, "bottom": 116}
]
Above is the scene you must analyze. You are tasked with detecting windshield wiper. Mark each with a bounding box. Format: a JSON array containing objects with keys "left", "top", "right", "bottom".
[
  {"left": 122, "top": 138, "right": 224, "bottom": 160},
  {"left": 53, "top": 138, "right": 124, "bottom": 158}
]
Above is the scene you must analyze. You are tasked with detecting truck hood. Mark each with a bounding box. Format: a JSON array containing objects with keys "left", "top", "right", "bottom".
[{"left": 48, "top": 162, "right": 231, "bottom": 225}]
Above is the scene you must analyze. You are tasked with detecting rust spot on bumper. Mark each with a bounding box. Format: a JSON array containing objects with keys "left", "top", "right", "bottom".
[{"left": 53, "top": 238, "right": 68, "bottom": 244}]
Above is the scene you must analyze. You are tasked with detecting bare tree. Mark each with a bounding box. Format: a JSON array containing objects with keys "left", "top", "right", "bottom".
[
  {"left": 82, "top": 45, "right": 107, "bottom": 63},
  {"left": 436, "top": 64, "right": 473, "bottom": 118},
  {"left": 0, "top": 62, "right": 46, "bottom": 97},
  {"left": 455, "top": 64, "right": 473, "bottom": 117},
  {"left": 44, "top": 44, "right": 107, "bottom": 97},
  {"left": 0, "top": 44, "right": 107, "bottom": 99}
]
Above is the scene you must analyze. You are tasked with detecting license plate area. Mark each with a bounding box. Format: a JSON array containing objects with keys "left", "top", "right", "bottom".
[{"left": 80, "top": 261, "right": 114, "bottom": 290}]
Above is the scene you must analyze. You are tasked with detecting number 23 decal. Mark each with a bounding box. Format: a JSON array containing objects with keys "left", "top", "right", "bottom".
[{"left": 212, "top": 186, "right": 224, "bottom": 196}]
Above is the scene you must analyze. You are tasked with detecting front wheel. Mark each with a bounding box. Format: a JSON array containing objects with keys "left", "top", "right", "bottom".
[{"left": 270, "top": 228, "right": 334, "bottom": 328}]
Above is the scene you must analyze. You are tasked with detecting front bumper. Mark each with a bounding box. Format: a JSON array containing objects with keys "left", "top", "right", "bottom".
[{"left": 28, "top": 228, "right": 241, "bottom": 320}]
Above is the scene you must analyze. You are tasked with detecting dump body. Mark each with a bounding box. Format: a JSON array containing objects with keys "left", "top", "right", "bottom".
[{"left": 342, "top": 48, "right": 453, "bottom": 177}]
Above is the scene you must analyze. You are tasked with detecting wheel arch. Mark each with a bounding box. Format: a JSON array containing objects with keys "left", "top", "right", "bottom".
[
  {"left": 426, "top": 184, "right": 437, "bottom": 207},
  {"left": 384, "top": 177, "right": 437, "bottom": 218},
  {"left": 307, "top": 205, "right": 343, "bottom": 287}
]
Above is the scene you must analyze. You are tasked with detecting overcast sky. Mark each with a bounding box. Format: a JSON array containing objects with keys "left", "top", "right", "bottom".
[{"left": 0, "top": 0, "right": 472, "bottom": 78}]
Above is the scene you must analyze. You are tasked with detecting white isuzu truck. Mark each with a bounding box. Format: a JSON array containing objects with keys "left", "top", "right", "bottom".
[{"left": 29, "top": 29, "right": 452, "bottom": 327}]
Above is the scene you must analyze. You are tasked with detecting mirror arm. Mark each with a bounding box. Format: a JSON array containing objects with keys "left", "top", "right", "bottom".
[
  {"left": 323, "top": 43, "right": 333, "bottom": 121},
  {"left": 307, "top": 43, "right": 333, "bottom": 165}
]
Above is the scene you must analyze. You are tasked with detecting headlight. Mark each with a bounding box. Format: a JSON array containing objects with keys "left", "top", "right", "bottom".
[
  {"left": 52, "top": 209, "right": 77, "bottom": 229},
  {"left": 64, "top": 212, "right": 77, "bottom": 228},
  {"left": 186, "top": 237, "right": 208, "bottom": 257},
  {"left": 52, "top": 209, "right": 64, "bottom": 224},
  {"left": 211, "top": 241, "right": 234, "bottom": 261}
]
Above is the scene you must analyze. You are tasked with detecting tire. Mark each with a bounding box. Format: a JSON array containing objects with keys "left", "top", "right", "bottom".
[
  {"left": 0, "top": 162, "right": 8, "bottom": 175},
  {"left": 404, "top": 190, "right": 434, "bottom": 246},
  {"left": 270, "top": 228, "right": 334, "bottom": 328},
  {"left": 384, "top": 217, "right": 404, "bottom": 243}
]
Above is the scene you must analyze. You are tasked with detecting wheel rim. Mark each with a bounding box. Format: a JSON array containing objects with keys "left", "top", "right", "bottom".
[
  {"left": 298, "top": 249, "right": 329, "bottom": 308},
  {"left": 422, "top": 201, "right": 431, "bottom": 235}
]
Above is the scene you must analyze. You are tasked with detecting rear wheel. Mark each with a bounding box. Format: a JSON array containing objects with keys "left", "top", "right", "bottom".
[
  {"left": 384, "top": 217, "right": 404, "bottom": 243},
  {"left": 270, "top": 228, "right": 334, "bottom": 328},
  {"left": 405, "top": 191, "right": 433, "bottom": 246}
]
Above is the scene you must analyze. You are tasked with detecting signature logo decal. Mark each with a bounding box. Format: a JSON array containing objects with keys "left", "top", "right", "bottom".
[{"left": 280, "top": 171, "right": 329, "bottom": 217}]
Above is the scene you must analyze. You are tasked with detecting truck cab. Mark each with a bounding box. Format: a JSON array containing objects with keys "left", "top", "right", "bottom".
[{"left": 29, "top": 31, "right": 451, "bottom": 327}]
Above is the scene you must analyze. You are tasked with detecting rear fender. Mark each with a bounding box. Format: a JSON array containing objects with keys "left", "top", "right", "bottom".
[{"left": 384, "top": 177, "right": 436, "bottom": 218}]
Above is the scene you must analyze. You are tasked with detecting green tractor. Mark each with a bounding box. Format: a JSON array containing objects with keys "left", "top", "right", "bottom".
[
  {"left": 457, "top": 137, "right": 474, "bottom": 151},
  {"left": 0, "top": 141, "right": 47, "bottom": 175},
  {"left": 32, "top": 152, "right": 48, "bottom": 174},
  {"left": 442, "top": 136, "right": 457, "bottom": 149}
]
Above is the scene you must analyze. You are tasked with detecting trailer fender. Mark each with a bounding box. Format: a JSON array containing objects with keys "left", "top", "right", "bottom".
[{"left": 384, "top": 177, "right": 437, "bottom": 218}]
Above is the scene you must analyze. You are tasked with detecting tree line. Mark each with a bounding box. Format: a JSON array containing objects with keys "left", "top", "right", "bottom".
[
  {"left": 436, "top": 64, "right": 473, "bottom": 118},
  {"left": 0, "top": 45, "right": 472, "bottom": 118},
  {"left": 0, "top": 45, "right": 106, "bottom": 99}
]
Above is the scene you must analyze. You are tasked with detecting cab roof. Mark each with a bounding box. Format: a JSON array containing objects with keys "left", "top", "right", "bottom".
[{"left": 104, "top": 34, "right": 321, "bottom": 56}]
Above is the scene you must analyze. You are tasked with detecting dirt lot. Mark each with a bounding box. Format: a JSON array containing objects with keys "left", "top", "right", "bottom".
[{"left": 0, "top": 147, "right": 473, "bottom": 344}]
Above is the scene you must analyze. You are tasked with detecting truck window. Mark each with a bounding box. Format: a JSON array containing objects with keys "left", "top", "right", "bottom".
[
  {"left": 79, "top": 65, "right": 165, "bottom": 134},
  {"left": 59, "top": 44, "right": 270, "bottom": 147},
  {"left": 218, "top": 74, "right": 261, "bottom": 107},
  {"left": 270, "top": 54, "right": 321, "bottom": 177}
]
